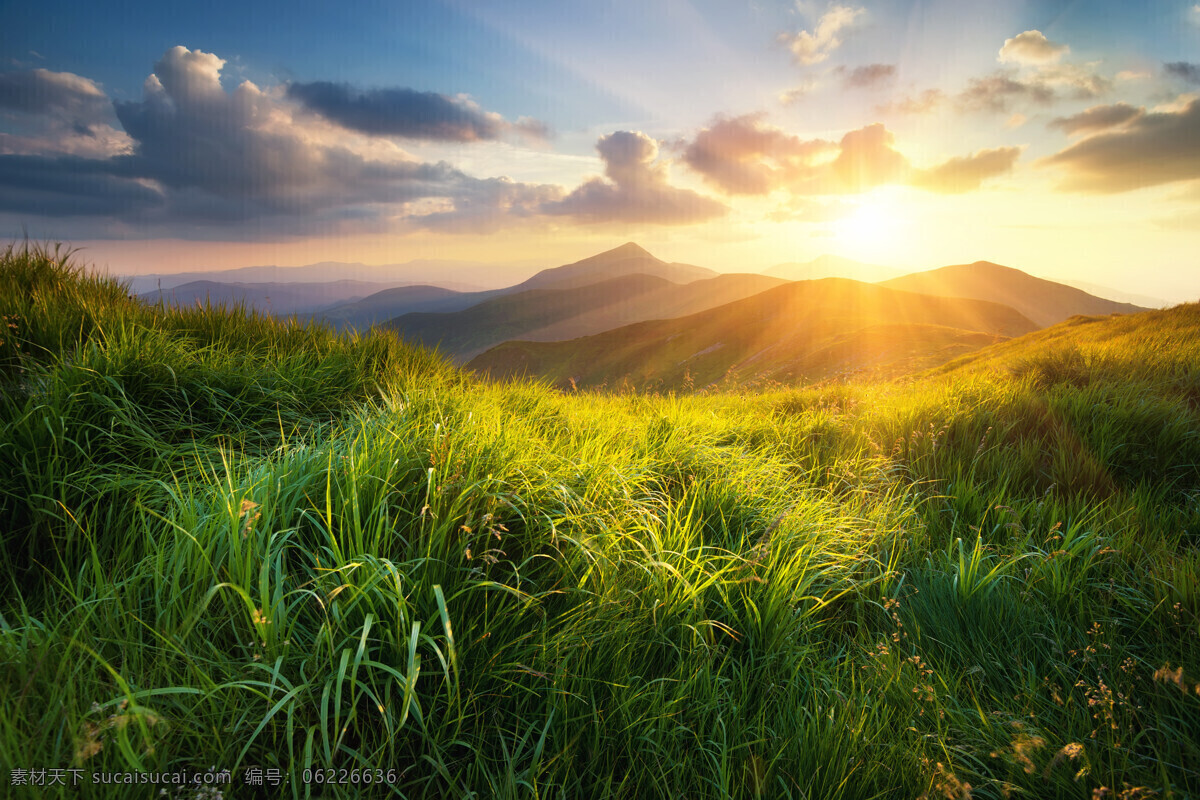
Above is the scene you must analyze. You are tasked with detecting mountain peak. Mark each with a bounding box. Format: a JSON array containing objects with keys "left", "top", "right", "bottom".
[{"left": 603, "top": 242, "right": 653, "bottom": 259}]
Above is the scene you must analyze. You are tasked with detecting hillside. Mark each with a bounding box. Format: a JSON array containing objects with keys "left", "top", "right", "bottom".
[
  {"left": 2, "top": 245, "right": 1198, "bottom": 799},
  {"left": 513, "top": 242, "right": 717, "bottom": 290},
  {"left": 930, "top": 303, "right": 1200, "bottom": 385},
  {"left": 881, "top": 261, "right": 1146, "bottom": 327},
  {"left": 468, "top": 277, "right": 1037, "bottom": 390},
  {"left": 386, "top": 272, "right": 786, "bottom": 360},
  {"left": 319, "top": 242, "right": 721, "bottom": 333},
  {"left": 318, "top": 284, "right": 503, "bottom": 330}
]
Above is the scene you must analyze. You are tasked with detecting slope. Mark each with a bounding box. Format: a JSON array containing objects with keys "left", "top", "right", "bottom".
[
  {"left": 468, "top": 278, "right": 1038, "bottom": 390},
  {"left": 513, "top": 242, "right": 717, "bottom": 290},
  {"left": 880, "top": 261, "right": 1146, "bottom": 327},
  {"left": 319, "top": 242, "right": 719, "bottom": 332},
  {"left": 386, "top": 272, "right": 787, "bottom": 360}
]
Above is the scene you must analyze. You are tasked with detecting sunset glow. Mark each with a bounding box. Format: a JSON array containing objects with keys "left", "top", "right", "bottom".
[{"left": 1, "top": 1, "right": 1198, "bottom": 300}]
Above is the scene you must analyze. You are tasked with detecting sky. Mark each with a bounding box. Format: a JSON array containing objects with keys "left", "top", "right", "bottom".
[{"left": 1, "top": 0, "right": 1199, "bottom": 300}]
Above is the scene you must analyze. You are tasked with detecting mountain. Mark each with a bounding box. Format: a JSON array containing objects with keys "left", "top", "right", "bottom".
[
  {"left": 138, "top": 280, "right": 405, "bottom": 316},
  {"left": 316, "top": 285, "right": 504, "bottom": 331},
  {"left": 467, "top": 278, "right": 1038, "bottom": 391},
  {"left": 880, "top": 261, "right": 1147, "bottom": 328},
  {"left": 385, "top": 272, "right": 787, "bottom": 361},
  {"left": 316, "top": 242, "right": 720, "bottom": 332},
  {"left": 120, "top": 260, "right": 504, "bottom": 294},
  {"left": 765, "top": 254, "right": 901, "bottom": 283},
  {"left": 513, "top": 242, "right": 717, "bottom": 290}
]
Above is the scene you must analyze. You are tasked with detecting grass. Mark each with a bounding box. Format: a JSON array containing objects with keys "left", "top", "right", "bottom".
[{"left": 1, "top": 242, "right": 1198, "bottom": 798}]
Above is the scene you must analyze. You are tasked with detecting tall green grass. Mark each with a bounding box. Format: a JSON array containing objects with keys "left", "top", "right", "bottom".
[{"left": 1, "top": 243, "right": 1197, "bottom": 798}]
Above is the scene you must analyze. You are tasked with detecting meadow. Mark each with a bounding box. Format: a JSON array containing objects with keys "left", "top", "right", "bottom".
[{"left": 1, "top": 244, "right": 1198, "bottom": 799}]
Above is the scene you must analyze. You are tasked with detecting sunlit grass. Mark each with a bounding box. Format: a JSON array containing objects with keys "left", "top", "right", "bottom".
[{"left": 1, "top": 242, "right": 1198, "bottom": 798}]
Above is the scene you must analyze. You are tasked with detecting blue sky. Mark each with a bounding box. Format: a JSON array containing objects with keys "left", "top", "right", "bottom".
[{"left": 1, "top": 1, "right": 1198, "bottom": 299}]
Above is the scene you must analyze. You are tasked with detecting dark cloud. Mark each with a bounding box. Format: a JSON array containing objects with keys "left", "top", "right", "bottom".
[
  {"left": 910, "top": 147, "right": 1021, "bottom": 193},
  {"left": 1165, "top": 62, "right": 1200, "bottom": 85},
  {"left": 1048, "top": 103, "right": 1142, "bottom": 135},
  {"left": 0, "top": 68, "right": 108, "bottom": 115},
  {"left": 681, "top": 114, "right": 835, "bottom": 195},
  {"left": 543, "top": 131, "right": 727, "bottom": 225},
  {"left": 285, "top": 81, "right": 548, "bottom": 142},
  {"left": 956, "top": 71, "right": 1056, "bottom": 112},
  {"left": 0, "top": 68, "right": 131, "bottom": 157},
  {"left": 1039, "top": 97, "right": 1200, "bottom": 193},
  {"left": 0, "top": 46, "right": 561, "bottom": 237},
  {"left": 838, "top": 64, "right": 896, "bottom": 89},
  {"left": 0, "top": 154, "right": 162, "bottom": 217}
]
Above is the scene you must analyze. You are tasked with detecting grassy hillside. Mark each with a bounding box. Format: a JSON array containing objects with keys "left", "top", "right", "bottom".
[
  {"left": 881, "top": 261, "right": 1146, "bottom": 327},
  {"left": 387, "top": 272, "right": 786, "bottom": 361},
  {"left": 2, "top": 244, "right": 1198, "bottom": 799},
  {"left": 469, "top": 277, "right": 1038, "bottom": 390}
]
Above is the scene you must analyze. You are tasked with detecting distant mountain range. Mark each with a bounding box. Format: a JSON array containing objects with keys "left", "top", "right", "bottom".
[
  {"left": 138, "top": 280, "right": 407, "bottom": 316},
  {"left": 317, "top": 242, "right": 723, "bottom": 333},
  {"left": 386, "top": 270, "right": 785, "bottom": 360},
  {"left": 117, "top": 242, "right": 1156, "bottom": 392},
  {"left": 879, "top": 261, "right": 1146, "bottom": 328},
  {"left": 121, "top": 259, "right": 509, "bottom": 294},
  {"left": 765, "top": 254, "right": 901, "bottom": 283},
  {"left": 467, "top": 278, "right": 1039, "bottom": 391}
]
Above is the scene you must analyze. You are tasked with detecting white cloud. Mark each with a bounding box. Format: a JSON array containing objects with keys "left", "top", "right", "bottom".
[
  {"left": 998, "top": 30, "right": 1069, "bottom": 65},
  {"left": 780, "top": 5, "right": 865, "bottom": 66}
]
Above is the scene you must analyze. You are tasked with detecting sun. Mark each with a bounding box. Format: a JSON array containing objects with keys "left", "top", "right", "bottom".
[{"left": 831, "top": 189, "right": 913, "bottom": 262}]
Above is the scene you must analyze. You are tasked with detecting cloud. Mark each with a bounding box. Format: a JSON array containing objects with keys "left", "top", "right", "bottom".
[
  {"left": 1165, "top": 62, "right": 1200, "bottom": 85},
  {"left": 0, "top": 46, "right": 561, "bottom": 237},
  {"left": 406, "top": 176, "right": 564, "bottom": 234},
  {"left": 778, "top": 86, "right": 811, "bottom": 106},
  {"left": 0, "top": 68, "right": 107, "bottom": 115},
  {"left": 680, "top": 115, "right": 1017, "bottom": 197},
  {"left": 998, "top": 30, "right": 1069, "bottom": 65},
  {"left": 956, "top": 71, "right": 1057, "bottom": 112},
  {"left": 1038, "top": 97, "right": 1200, "bottom": 192},
  {"left": 780, "top": 5, "right": 865, "bottom": 66},
  {"left": 286, "top": 81, "right": 549, "bottom": 142},
  {"left": 875, "top": 89, "right": 946, "bottom": 115},
  {"left": 947, "top": 30, "right": 1110, "bottom": 114},
  {"left": 828, "top": 123, "right": 908, "bottom": 191},
  {"left": 838, "top": 64, "right": 896, "bottom": 89},
  {"left": 1034, "top": 63, "right": 1112, "bottom": 98},
  {"left": 542, "top": 130, "right": 727, "bottom": 224},
  {"left": 1048, "top": 103, "right": 1142, "bottom": 135},
  {"left": 910, "top": 147, "right": 1021, "bottom": 193},
  {"left": 0, "top": 68, "right": 133, "bottom": 157},
  {"left": 681, "top": 113, "right": 836, "bottom": 195}
]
